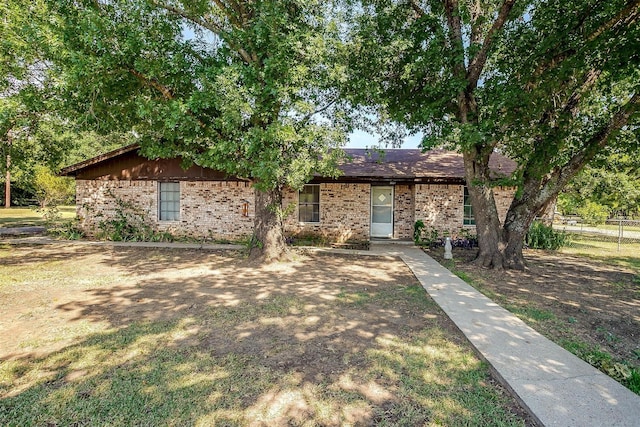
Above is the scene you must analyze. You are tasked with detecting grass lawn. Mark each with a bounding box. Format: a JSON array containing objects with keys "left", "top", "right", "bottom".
[
  {"left": 0, "top": 206, "right": 76, "bottom": 227},
  {"left": 561, "top": 234, "right": 640, "bottom": 269},
  {"left": 428, "top": 237, "right": 640, "bottom": 396},
  {"left": 567, "top": 222, "right": 640, "bottom": 233},
  {"left": 0, "top": 244, "right": 530, "bottom": 426}
]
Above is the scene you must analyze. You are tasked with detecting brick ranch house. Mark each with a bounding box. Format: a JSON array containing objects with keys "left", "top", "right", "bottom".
[{"left": 60, "top": 144, "right": 516, "bottom": 242}]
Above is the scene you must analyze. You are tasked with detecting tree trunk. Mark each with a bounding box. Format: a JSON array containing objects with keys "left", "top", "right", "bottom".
[
  {"left": 251, "top": 186, "right": 288, "bottom": 262},
  {"left": 501, "top": 211, "right": 532, "bottom": 270},
  {"left": 463, "top": 150, "right": 505, "bottom": 269},
  {"left": 4, "top": 152, "right": 10, "bottom": 209},
  {"left": 501, "top": 173, "right": 564, "bottom": 269}
]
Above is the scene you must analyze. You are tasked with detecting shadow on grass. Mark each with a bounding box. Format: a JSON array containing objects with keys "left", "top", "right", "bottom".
[{"left": 0, "top": 247, "right": 529, "bottom": 426}]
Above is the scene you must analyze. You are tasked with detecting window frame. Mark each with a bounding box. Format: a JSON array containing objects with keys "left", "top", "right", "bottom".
[
  {"left": 298, "top": 184, "right": 320, "bottom": 223},
  {"left": 158, "top": 181, "right": 180, "bottom": 221},
  {"left": 463, "top": 186, "right": 475, "bottom": 226}
]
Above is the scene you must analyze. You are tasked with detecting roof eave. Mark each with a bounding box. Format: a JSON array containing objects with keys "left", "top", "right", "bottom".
[{"left": 59, "top": 143, "right": 141, "bottom": 177}]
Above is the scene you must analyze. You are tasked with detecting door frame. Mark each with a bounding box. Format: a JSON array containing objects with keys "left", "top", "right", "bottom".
[{"left": 370, "top": 185, "right": 394, "bottom": 238}]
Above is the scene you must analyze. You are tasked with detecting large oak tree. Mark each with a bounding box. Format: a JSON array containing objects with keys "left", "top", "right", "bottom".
[
  {"left": 33, "top": 0, "right": 349, "bottom": 260},
  {"left": 349, "top": 0, "right": 639, "bottom": 269}
]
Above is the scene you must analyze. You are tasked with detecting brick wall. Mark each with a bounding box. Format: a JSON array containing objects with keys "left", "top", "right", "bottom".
[
  {"left": 76, "top": 179, "right": 516, "bottom": 242},
  {"left": 394, "top": 185, "right": 415, "bottom": 240},
  {"left": 494, "top": 187, "right": 516, "bottom": 222},
  {"left": 76, "top": 180, "right": 157, "bottom": 232},
  {"left": 76, "top": 180, "right": 254, "bottom": 240},
  {"left": 414, "top": 184, "right": 515, "bottom": 237},
  {"left": 178, "top": 181, "right": 254, "bottom": 238},
  {"left": 283, "top": 183, "right": 371, "bottom": 241},
  {"left": 414, "top": 184, "right": 464, "bottom": 235}
]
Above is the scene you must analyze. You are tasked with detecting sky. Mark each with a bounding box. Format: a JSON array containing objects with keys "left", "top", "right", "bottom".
[{"left": 346, "top": 129, "right": 423, "bottom": 149}]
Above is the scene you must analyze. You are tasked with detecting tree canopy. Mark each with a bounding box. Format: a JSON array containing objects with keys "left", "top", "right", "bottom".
[
  {"left": 20, "top": 0, "right": 352, "bottom": 259},
  {"left": 347, "top": 0, "right": 639, "bottom": 268},
  {"left": 4, "top": 0, "right": 639, "bottom": 265},
  {"left": 560, "top": 150, "right": 640, "bottom": 219},
  {"left": 45, "top": 0, "right": 350, "bottom": 185}
]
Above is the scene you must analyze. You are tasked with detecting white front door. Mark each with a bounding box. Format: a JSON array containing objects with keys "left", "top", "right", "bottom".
[{"left": 371, "top": 186, "right": 393, "bottom": 238}]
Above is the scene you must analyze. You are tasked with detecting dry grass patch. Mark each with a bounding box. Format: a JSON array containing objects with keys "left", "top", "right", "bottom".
[
  {"left": 0, "top": 244, "right": 532, "bottom": 426},
  {"left": 428, "top": 245, "right": 640, "bottom": 395}
]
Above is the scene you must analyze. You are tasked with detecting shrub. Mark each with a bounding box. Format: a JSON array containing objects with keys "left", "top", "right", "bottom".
[
  {"left": 413, "top": 222, "right": 478, "bottom": 249},
  {"left": 526, "top": 221, "right": 569, "bottom": 250},
  {"left": 413, "top": 220, "right": 425, "bottom": 244},
  {"left": 575, "top": 201, "right": 609, "bottom": 225},
  {"left": 33, "top": 166, "right": 75, "bottom": 208},
  {"left": 97, "top": 192, "right": 173, "bottom": 242},
  {"left": 47, "top": 219, "right": 84, "bottom": 240},
  {"left": 413, "top": 220, "right": 440, "bottom": 246}
]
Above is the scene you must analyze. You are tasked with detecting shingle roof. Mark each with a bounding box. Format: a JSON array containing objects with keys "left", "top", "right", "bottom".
[
  {"left": 60, "top": 144, "right": 516, "bottom": 182},
  {"left": 339, "top": 148, "right": 515, "bottom": 181}
]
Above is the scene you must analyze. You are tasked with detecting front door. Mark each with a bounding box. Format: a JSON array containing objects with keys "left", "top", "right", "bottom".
[{"left": 371, "top": 186, "right": 393, "bottom": 238}]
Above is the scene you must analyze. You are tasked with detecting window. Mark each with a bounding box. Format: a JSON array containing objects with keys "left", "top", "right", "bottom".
[
  {"left": 463, "top": 186, "right": 475, "bottom": 225},
  {"left": 299, "top": 185, "right": 320, "bottom": 222},
  {"left": 159, "top": 182, "right": 180, "bottom": 221}
]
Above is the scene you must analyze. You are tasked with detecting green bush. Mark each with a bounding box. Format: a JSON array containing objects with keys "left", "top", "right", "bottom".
[
  {"left": 97, "top": 192, "right": 173, "bottom": 242},
  {"left": 413, "top": 220, "right": 440, "bottom": 246},
  {"left": 413, "top": 220, "right": 425, "bottom": 244},
  {"left": 47, "top": 219, "right": 84, "bottom": 240},
  {"left": 526, "top": 221, "right": 569, "bottom": 250},
  {"left": 575, "top": 200, "right": 610, "bottom": 225},
  {"left": 33, "top": 166, "right": 75, "bottom": 208}
]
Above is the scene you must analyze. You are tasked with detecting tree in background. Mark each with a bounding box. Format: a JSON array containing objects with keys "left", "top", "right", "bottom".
[
  {"left": 33, "top": 165, "right": 74, "bottom": 208},
  {"left": 1, "top": 0, "right": 41, "bottom": 207},
  {"left": 1, "top": 0, "right": 117, "bottom": 207},
  {"left": 559, "top": 149, "right": 640, "bottom": 220},
  {"left": 32, "top": 0, "right": 349, "bottom": 260},
  {"left": 348, "top": 0, "right": 639, "bottom": 269}
]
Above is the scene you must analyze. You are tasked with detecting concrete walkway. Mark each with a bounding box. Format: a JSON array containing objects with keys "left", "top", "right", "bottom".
[
  {"left": 3, "top": 237, "right": 639, "bottom": 425},
  {"left": 370, "top": 244, "right": 640, "bottom": 427}
]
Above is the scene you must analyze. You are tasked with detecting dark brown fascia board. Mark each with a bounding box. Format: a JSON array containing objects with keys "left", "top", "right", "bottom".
[
  {"left": 308, "top": 176, "right": 466, "bottom": 185},
  {"left": 59, "top": 143, "right": 141, "bottom": 176}
]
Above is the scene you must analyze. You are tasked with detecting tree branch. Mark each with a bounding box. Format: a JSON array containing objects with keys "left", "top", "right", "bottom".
[
  {"left": 126, "top": 67, "right": 216, "bottom": 133},
  {"left": 562, "top": 91, "right": 639, "bottom": 179},
  {"left": 531, "top": 0, "right": 640, "bottom": 82},
  {"left": 150, "top": 1, "right": 255, "bottom": 64},
  {"left": 211, "top": 0, "right": 247, "bottom": 29},
  {"left": 444, "top": 0, "right": 465, "bottom": 75},
  {"left": 466, "top": 0, "right": 516, "bottom": 90},
  {"left": 469, "top": 0, "right": 484, "bottom": 46},
  {"left": 299, "top": 98, "right": 339, "bottom": 126},
  {"left": 587, "top": 0, "right": 640, "bottom": 42},
  {"left": 444, "top": 0, "right": 471, "bottom": 122},
  {"left": 510, "top": 92, "right": 639, "bottom": 225},
  {"left": 408, "top": 0, "right": 425, "bottom": 18},
  {"left": 128, "top": 68, "right": 174, "bottom": 100}
]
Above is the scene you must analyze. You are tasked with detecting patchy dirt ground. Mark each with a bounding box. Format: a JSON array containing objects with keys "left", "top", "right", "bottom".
[
  {"left": 0, "top": 243, "right": 535, "bottom": 426},
  {"left": 427, "top": 247, "right": 640, "bottom": 374}
]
